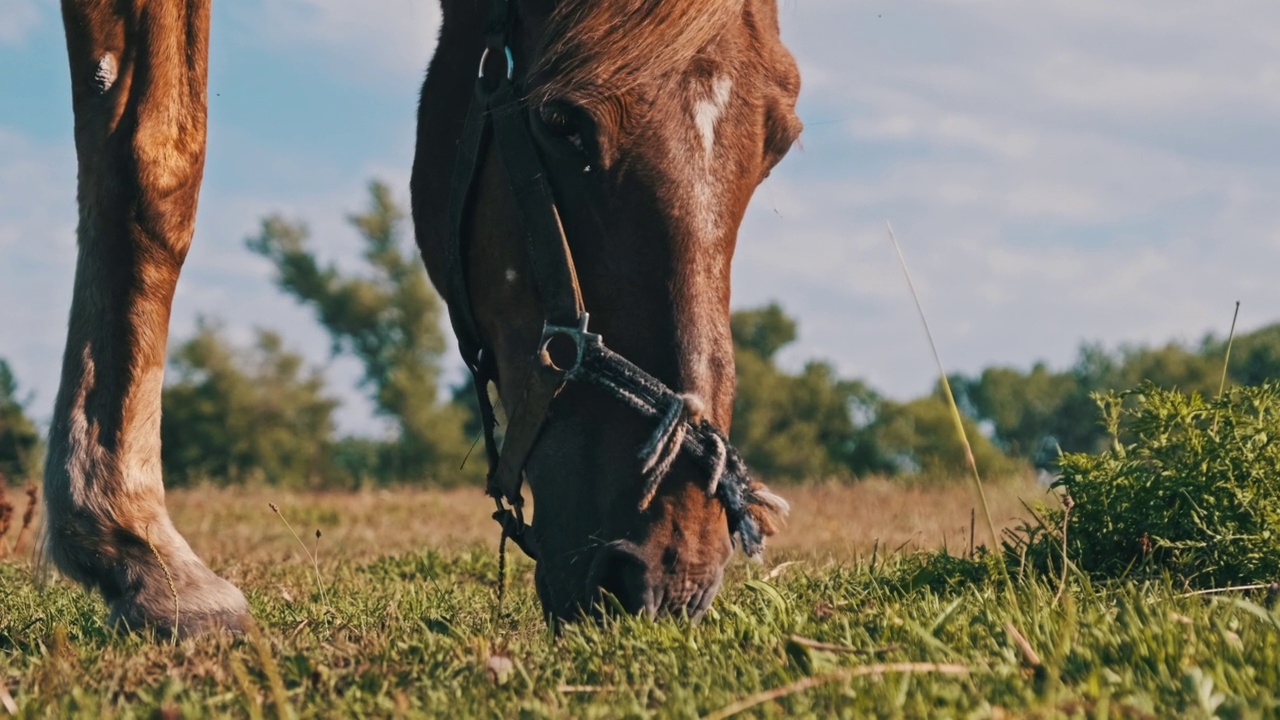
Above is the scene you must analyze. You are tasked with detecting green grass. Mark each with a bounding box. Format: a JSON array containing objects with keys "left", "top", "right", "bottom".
[{"left": 2, "top": 546, "right": 1278, "bottom": 718}]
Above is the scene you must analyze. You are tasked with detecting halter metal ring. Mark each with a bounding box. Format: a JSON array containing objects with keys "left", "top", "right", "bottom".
[
  {"left": 540, "top": 313, "right": 594, "bottom": 374},
  {"left": 478, "top": 45, "right": 515, "bottom": 80}
]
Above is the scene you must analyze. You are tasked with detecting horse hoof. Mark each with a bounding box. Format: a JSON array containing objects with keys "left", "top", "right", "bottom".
[{"left": 108, "top": 563, "right": 251, "bottom": 639}]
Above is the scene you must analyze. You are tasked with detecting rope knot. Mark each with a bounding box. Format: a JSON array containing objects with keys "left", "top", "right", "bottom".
[
  {"left": 637, "top": 396, "right": 689, "bottom": 510},
  {"left": 679, "top": 393, "right": 706, "bottom": 425},
  {"left": 573, "top": 333, "right": 783, "bottom": 558},
  {"left": 636, "top": 393, "right": 728, "bottom": 511}
]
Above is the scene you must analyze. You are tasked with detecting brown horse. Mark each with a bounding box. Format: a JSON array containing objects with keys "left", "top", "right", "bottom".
[{"left": 46, "top": 0, "right": 801, "bottom": 635}]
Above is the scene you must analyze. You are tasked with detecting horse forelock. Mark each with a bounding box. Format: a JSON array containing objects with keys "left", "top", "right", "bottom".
[{"left": 532, "top": 0, "right": 746, "bottom": 109}]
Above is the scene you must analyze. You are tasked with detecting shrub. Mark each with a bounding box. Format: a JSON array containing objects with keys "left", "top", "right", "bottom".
[
  {"left": 0, "top": 359, "right": 41, "bottom": 483},
  {"left": 1034, "top": 382, "right": 1280, "bottom": 588},
  {"left": 883, "top": 549, "right": 1003, "bottom": 595},
  {"left": 162, "top": 321, "right": 339, "bottom": 487}
]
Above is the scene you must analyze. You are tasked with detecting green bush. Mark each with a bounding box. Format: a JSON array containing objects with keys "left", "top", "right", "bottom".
[
  {"left": 861, "top": 395, "right": 1028, "bottom": 481},
  {"left": 1039, "top": 382, "right": 1280, "bottom": 588},
  {"left": 882, "top": 549, "right": 1003, "bottom": 594},
  {"left": 161, "top": 322, "right": 339, "bottom": 488},
  {"left": 0, "top": 359, "right": 41, "bottom": 483}
]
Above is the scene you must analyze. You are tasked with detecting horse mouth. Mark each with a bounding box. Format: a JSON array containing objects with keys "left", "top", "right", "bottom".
[{"left": 585, "top": 539, "right": 727, "bottom": 619}]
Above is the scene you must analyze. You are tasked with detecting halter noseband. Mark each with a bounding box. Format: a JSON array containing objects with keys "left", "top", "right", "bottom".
[{"left": 442, "top": 0, "right": 773, "bottom": 563}]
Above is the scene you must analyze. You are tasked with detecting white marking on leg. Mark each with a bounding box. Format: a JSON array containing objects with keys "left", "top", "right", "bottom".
[
  {"left": 65, "top": 344, "right": 106, "bottom": 510},
  {"left": 93, "top": 54, "right": 117, "bottom": 94},
  {"left": 504, "top": 268, "right": 518, "bottom": 283}
]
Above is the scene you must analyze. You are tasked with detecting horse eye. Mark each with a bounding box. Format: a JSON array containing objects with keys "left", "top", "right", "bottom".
[{"left": 539, "top": 102, "right": 582, "bottom": 143}]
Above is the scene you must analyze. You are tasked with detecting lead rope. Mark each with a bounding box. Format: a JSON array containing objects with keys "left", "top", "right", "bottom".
[{"left": 496, "top": 530, "right": 508, "bottom": 613}]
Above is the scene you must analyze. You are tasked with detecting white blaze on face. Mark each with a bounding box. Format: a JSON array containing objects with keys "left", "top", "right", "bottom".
[
  {"left": 668, "top": 75, "right": 738, "bottom": 401},
  {"left": 693, "top": 76, "right": 733, "bottom": 160},
  {"left": 687, "top": 75, "right": 734, "bottom": 243}
]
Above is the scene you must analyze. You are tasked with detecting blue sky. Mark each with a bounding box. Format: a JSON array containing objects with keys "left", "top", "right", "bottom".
[{"left": 3, "top": 0, "right": 1280, "bottom": 435}]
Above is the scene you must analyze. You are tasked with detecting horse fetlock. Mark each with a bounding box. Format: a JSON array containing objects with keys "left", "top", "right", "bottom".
[
  {"left": 107, "top": 550, "right": 250, "bottom": 639},
  {"left": 46, "top": 510, "right": 250, "bottom": 637}
]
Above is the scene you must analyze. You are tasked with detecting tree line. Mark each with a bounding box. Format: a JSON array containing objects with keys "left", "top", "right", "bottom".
[{"left": 3, "top": 182, "right": 1277, "bottom": 487}]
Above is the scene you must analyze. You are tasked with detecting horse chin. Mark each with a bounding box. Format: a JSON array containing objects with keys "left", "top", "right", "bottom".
[
  {"left": 534, "top": 551, "right": 728, "bottom": 623},
  {"left": 529, "top": 471, "right": 737, "bottom": 623},
  {"left": 582, "top": 539, "right": 728, "bottom": 620}
]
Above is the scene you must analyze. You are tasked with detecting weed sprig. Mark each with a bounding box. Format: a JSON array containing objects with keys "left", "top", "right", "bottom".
[{"left": 269, "top": 502, "right": 331, "bottom": 610}]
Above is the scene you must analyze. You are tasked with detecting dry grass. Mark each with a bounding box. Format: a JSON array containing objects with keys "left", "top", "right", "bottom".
[
  {"left": 768, "top": 476, "right": 1054, "bottom": 561},
  {"left": 0, "top": 483, "right": 37, "bottom": 559},
  {"left": 3, "top": 477, "right": 1051, "bottom": 570},
  {"left": 162, "top": 477, "right": 1050, "bottom": 569},
  {"left": 5, "top": 477, "right": 1276, "bottom": 719},
  {"left": 167, "top": 485, "right": 503, "bottom": 568}
]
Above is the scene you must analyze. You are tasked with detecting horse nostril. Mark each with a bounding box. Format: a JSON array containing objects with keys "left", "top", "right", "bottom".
[
  {"left": 591, "top": 542, "right": 652, "bottom": 616},
  {"left": 687, "top": 571, "right": 725, "bottom": 619}
]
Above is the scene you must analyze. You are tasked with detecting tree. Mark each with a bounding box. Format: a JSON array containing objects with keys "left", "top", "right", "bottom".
[
  {"left": 731, "top": 303, "right": 798, "bottom": 361},
  {"left": 0, "top": 360, "right": 40, "bottom": 483},
  {"left": 729, "top": 303, "right": 1024, "bottom": 482},
  {"left": 247, "top": 181, "right": 478, "bottom": 484},
  {"left": 1218, "top": 323, "right": 1280, "bottom": 387},
  {"left": 1113, "top": 342, "right": 1220, "bottom": 396},
  {"left": 860, "top": 396, "right": 1024, "bottom": 479},
  {"left": 161, "top": 320, "right": 339, "bottom": 487},
  {"left": 730, "top": 303, "right": 878, "bottom": 481},
  {"left": 952, "top": 363, "right": 1078, "bottom": 464},
  {"left": 955, "top": 332, "right": 1261, "bottom": 469}
]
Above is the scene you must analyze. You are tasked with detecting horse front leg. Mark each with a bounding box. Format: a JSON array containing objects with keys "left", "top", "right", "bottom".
[{"left": 45, "top": 0, "right": 249, "bottom": 636}]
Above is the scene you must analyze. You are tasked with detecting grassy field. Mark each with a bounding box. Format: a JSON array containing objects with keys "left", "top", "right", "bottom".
[{"left": 1, "top": 478, "right": 1278, "bottom": 717}]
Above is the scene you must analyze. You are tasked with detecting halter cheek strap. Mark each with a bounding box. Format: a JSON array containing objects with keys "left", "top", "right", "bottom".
[{"left": 445, "top": 6, "right": 584, "bottom": 560}]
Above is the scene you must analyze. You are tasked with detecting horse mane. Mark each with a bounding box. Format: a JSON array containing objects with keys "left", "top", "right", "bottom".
[{"left": 533, "top": 0, "right": 745, "bottom": 108}]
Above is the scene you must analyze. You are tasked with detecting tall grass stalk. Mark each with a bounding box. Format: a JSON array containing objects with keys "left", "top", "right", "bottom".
[
  {"left": 269, "top": 502, "right": 331, "bottom": 610},
  {"left": 144, "top": 524, "right": 179, "bottom": 643},
  {"left": 703, "top": 662, "right": 969, "bottom": 720},
  {"left": 1217, "top": 301, "right": 1241, "bottom": 400},
  {"left": 1212, "top": 301, "right": 1241, "bottom": 436},
  {"left": 886, "top": 222, "right": 1010, "bottom": 592}
]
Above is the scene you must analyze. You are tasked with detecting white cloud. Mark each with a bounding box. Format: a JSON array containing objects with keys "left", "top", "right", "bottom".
[
  {"left": 0, "top": 128, "right": 76, "bottom": 419},
  {"left": 0, "top": 0, "right": 43, "bottom": 46},
  {"left": 228, "top": 0, "right": 442, "bottom": 86},
  {"left": 8, "top": 0, "right": 1280, "bottom": 428},
  {"left": 730, "top": 0, "right": 1280, "bottom": 395}
]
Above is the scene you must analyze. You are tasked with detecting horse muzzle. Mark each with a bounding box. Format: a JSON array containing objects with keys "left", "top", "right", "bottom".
[{"left": 586, "top": 539, "right": 728, "bottom": 619}]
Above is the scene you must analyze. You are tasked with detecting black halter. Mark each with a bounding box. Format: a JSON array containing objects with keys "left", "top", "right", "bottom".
[{"left": 442, "top": 0, "right": 774, "bottom": 563}]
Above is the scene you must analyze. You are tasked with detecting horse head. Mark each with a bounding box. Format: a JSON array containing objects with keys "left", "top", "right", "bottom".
[{"left": 412, "top": 0, "right": 802, "bottom": 621}]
